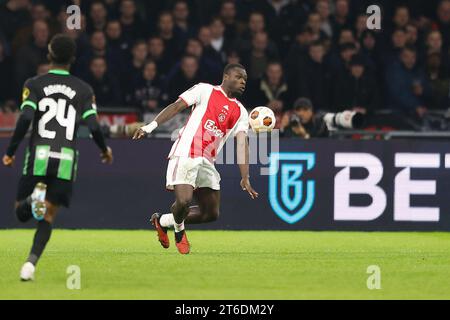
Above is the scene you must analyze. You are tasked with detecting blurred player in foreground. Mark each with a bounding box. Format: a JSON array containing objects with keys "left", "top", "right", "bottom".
[
  {"left": 2, "top": 34, "right": 113, "bottom": 281},
  {"left": 133, "top": 63, "right": 258, "bottom": 254}
]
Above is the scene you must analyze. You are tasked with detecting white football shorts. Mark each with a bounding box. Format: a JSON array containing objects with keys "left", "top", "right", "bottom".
[{"left": 166, "top": 157, "right": 221, "bottom": 191}]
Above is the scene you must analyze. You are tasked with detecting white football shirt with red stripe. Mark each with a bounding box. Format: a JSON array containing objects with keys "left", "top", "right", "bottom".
[{"left": 168, "top": 83, "right": 249, "bottom": 162}]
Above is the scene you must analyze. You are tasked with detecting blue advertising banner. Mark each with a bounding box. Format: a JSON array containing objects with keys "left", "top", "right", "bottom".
[{"left": 1, "top": 138, "right": 450, "bottom": 231}]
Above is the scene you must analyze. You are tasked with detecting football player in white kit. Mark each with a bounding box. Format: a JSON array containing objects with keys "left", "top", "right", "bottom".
[{"left": 133, "top": 63, "right": 258, "bottom": 254}]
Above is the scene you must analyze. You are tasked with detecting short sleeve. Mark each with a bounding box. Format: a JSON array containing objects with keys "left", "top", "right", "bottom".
[
  {"left": 234, "top": 106, "right": 249, "bottom": 137},
  {"left": 178, "top": 83, "right": 204, "bottom": 107},
  {"left": 81, "top": 85, "right": 98, "bottom": 120},
  {"left": 20, "top": 79, "right": 38, "bottom": 112}
]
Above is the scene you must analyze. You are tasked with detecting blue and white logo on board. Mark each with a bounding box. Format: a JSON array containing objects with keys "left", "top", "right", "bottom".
[{"left": 268, "top": 152, "right": 316, "bottom": 224}]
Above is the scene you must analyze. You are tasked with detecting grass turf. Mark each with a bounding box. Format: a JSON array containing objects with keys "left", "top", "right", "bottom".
[{"left": 0, "top": 229, "right": 450, "bottom": 300}]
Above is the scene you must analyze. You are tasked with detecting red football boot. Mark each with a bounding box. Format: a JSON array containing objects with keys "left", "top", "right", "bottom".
[
  {"left": 150, "top": 213, "right": 170, "bottom": 249},
  {"left": 175, "top": 230, "right": 190, "bottom": 254}
]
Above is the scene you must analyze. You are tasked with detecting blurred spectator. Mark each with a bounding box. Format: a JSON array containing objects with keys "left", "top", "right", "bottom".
[
  {"left": 255, "top": 0, "right": 300, "bottom": 55},
  {"left": 246, "top": 61, "right": 290, "bottom": 115},
  {"left": 156, "top": 11, "right": 182, "bottom": 65},
  {"left": 0, "top": 40, "right": 13, "bottom": 105},
  {"left": 147, "top": 35, "right": 171, "bottom": 77},
  {"left": 385, "top": 46, "right": 431, "bottom": 118},
  {"left": 185, "top": 37, "right": 222, "bottom": 83},
  {"left": 329, "top": 42, "right": 358, "bottom": 76},
  {"left": 332, "top": 55, "right": 380, "bottom": 114},
  {"left": 75, "top": 30, "right": 122, "bottom": 78},
  {"left": 166, "top": 55, "right": 201, "bottom": 102},
  {"left": 422, "top": 30, "right": 449, "bottom": 75},
  {"left": 0, "top": 0, "right": 31, "bottom": 44},
  {"left": 172, "top": 0, "right": 196, "bottom": 40},
  {"left": 87, "top": 1, "right": 108, "bottom": 34},
  {"left": 105, "top": 19, "right": 130, "bottom": 59},
  {"left": 354, "top": 14, "right": 368, "bottom": 40},
  {"left": 306, "top": 12, "right": 329, "bottom": 43},
  {"left": 122, "top": 40, "right": 148, "bottom": 101},
  {"left": 209, "top": 17, "right": 231, "bottom": 63},
  {"left": 338, "top": 28, "right": 356, "bottom": 46},
  {"left": 295, "top": 40, "right": 332, "bottom": 111},
  {"left": 426, "top": 30, "right": 444, "bottom": 54},
  {"left": 330, "top": 0, "right": 352, "bottom": 42},
  {"left": 392, "top": 5, "right": 410, "bottom": 30},
  {"left": 405, "top": 23, "right": 418, "bottom": 47},
  {"left": 382, "top": 27, "right": 407, "bottom": 68},
  {"left": 235, "top": 11, "right": 279, "bottom": 56},
  {"left": 198, "top": 25, "right": 212, "bottom": 48},
  {"left": 280, "top": 97, "right": 329, "bottom": 138},
  {"left": 14, "top": 19, "right": 49, "bottom": 96},
  {"left": 141, "top": 0, "right": 167, "bottom": 35},
  {"left": 435, "top": 0, "right": 450, "bottom": 49},
  {"left": 241, "top": 31, "right": 279, "bottom": 81},
  {"left": 285, "top": 27, "right": 314, "bottom": 84},
  {"left": 129, "top": 60, "right": 165, "bottom": 112},
  {"left": 316, "top": 0, "right": 333, "bottom": 38},
  {"left": 238, "top": 11, "right": 265, "bottom": 43},
  {"left": 425, "top": 52, "right": 450, "bottom": 110},
  {"left": 12, "top": 2, "right": 57, "bottom": 52},
  {"left": 219, "top": 0, "right": 238, "bottom": 42},
  {"left": 86, "top": 57, "right": 122, "bottom": 107},
  {"left": 198, "top": 24, "right": 224, "bottom": 69},
  {"left": 359, "top": 30, "right": 383, "bottom": 80},
  {"left": 119, "top": 0, "right": 146, "bottom": 44}
]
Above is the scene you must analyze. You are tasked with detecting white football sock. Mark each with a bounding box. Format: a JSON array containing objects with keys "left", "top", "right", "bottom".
[
  {"left": 174, "top": 220, "right": 185, "bottom": 233},
  {"left": 159, "top": 214, "right": 175, "bottom": 228}
]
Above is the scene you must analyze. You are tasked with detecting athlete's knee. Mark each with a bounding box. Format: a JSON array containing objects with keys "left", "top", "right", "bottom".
[{"left": 175, "top": 197, "right": 192, "bottom": 211}]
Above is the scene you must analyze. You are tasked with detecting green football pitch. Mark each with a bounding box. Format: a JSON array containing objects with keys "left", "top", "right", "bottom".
[{"left": 1, "top": 230, "right": 450, "bottom": 300}]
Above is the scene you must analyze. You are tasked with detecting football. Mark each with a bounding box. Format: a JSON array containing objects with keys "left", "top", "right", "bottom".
[{"left": 248, "top": 106, "right": 276, "bottom": 133}]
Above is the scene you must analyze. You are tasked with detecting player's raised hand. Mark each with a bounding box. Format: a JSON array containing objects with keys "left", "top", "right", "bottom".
[
  {"left": 2, "top": 155, "right": 15, "bottom": 167},
  {"left": 240, "top": 178, "right": 259, "bottom": 199},
  {"left": 100, "top": 147, "right": 113, "bottom": 164},
  {"left": 132, "top": 128, "right": 146, "bottom": 140}
]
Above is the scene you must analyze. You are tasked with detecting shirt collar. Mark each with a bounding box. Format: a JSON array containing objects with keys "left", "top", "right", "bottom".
[{"left": 48, "top": 69, "right": 70, "bottom": 76}]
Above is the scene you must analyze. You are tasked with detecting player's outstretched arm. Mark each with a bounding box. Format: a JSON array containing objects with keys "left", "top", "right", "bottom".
[
  {"left": 236, "top": 131, "right": 259, "bottom": 199},
  {"left": 84, "top": 114, "right": 113, "bottom": 164},
  {"left": 132, "top": 99, "right": 188, "bottom": 139},
  {"left": 2, "top": 107, "right": 35, "bottom": 168}
]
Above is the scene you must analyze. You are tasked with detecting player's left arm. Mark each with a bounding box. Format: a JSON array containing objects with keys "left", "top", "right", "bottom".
[
  {"left": 236, "top": 131, "right": 259, "bottom": 199},
  {"left": 3, "top": 81, "right": 37, "bottom": 167},
  {"left": 81, "top": 87, "right": 113, "bottom": 164}
]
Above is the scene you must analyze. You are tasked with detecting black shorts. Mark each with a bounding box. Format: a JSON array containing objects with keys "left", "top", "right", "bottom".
[{"left": 16, "top": 175, "right": 73, "bottom": 208}]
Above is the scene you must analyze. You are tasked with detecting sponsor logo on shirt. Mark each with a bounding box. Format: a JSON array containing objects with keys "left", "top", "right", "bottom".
[{"left": 204, "top": 120, "right": 224, "bottom": 138}]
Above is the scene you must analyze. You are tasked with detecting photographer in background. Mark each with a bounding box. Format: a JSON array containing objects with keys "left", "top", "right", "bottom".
[{"left": 280, "top": 97, "right": 329, "bottom": 138}]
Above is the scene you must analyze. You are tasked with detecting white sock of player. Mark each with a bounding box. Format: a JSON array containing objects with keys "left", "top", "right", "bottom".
[
  {"left": 174, "top": 220, "right": 185, "bottom": 233},
  {"left": 160, "top": 214, "right": 175, "bottom": 228}
]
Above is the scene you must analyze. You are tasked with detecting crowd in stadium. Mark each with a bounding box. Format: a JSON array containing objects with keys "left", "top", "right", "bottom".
[{"left": 0, "top": 0, "right": 450, "bottom": 134}]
